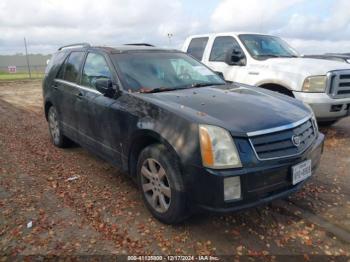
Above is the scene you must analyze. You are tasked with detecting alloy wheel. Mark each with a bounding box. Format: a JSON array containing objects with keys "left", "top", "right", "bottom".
[
  {"left": 48, "top": 108, "right": 60, "bottom": 144},
  {"left": 141, "top": 158, "right": 171, "bottom": 213}
]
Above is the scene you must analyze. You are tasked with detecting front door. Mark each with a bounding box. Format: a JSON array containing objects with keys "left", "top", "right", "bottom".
[
  {"left": 205, "top": 36, "right": 247, "bottom": 83},
  {"left": 77, "top": 52, "right": 122, "bottom": 166}
]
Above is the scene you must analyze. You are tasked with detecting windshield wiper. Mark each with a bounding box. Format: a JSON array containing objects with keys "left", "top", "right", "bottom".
[
  {"left": 140, "top": 87, "right": 186, "bottom": 94},
  {"left": 140, "top": 83, "right": 225, "bottom": 93},
  {"left": 276, "top": 55, "right": 298, "bottom": 58},
  {"left": 256, "top": 54, "right": 280, "bottom": 58},
  {"left": 189, "top": 82, "right": 225, "bottom": 88},
  {"left": 256, "top": 54, "right": 298, "bottom": 58}
]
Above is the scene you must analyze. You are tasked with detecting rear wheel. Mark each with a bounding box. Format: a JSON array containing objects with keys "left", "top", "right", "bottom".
[
  {"left": 47, "top": 106, "right": 70, "bottom": 148},
  {"left": 137, "top": 144, "right": 187, "bottom": 224}
]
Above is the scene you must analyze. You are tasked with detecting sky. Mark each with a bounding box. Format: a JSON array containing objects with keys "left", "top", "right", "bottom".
[{"left": 1, "top": 0, "right": 350, "bottom": 55}]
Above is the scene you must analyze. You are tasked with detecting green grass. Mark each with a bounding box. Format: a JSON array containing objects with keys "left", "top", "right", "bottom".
[{"left": 0, "top": 71, "right": 44, "bottom": 80}]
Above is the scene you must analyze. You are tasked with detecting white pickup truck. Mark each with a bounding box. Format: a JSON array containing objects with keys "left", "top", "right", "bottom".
[{"left": 182, "top": 33, "right": 350, "bottom": 125}]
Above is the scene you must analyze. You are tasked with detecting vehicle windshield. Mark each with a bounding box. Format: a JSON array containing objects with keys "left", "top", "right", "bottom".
[
  {"left": 239, "top": 34, "right": 299, "bottom": 59},
  {"left": 112, "top": 52, "right": 225, "bottom": 93}
]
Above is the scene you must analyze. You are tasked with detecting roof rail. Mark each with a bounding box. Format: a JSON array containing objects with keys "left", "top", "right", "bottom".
[
  {"left": 58, "top": 43, "right": 91, "bottom": 51},
  {"left": 124, "top": 43, "right": 155, "bottom": 47}
]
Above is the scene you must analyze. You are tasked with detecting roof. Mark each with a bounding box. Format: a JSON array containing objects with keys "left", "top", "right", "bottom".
[
  {"left": 185, "top": 32, "right": 269, "bottom": 39},
  {"left": 57, "top": 43, "right": 179, "bottom": 54},
  {"left": 95, "top": 45, "right": 179, "bottom": 54}
]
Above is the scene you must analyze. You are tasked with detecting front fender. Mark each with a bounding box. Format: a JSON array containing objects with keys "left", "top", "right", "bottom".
[{"left": 253, "top": 69, "right": 305, "bottom": 91}]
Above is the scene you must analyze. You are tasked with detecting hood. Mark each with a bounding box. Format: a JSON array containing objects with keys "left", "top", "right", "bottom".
[
  {"left": 261, "top": 57, "right": 350, "bottom": 76},
  {"left": 139, "top": 85, "right": 311, "bottom": 137}
]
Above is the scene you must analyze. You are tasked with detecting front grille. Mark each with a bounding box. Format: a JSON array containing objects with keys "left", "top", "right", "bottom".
[
  {"left": 249, "top": 119, "right": 316, "bottom": 160},
  {"left": 328, "top": 70, "right": 350, "bottom": 98}
]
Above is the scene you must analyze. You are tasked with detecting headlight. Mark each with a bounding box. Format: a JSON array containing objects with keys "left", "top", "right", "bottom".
[
  {"left": 346, "top": 59, "right": 350, "bottom": 64},
  {"left": 199, "top": 124, "right": 242, "bottom": 169},
  {"left": 303, "top": 103, "right": 319, "bottom": 133},
  {"left": 302, "top": 76, "right": 327, "bottom": 92}
]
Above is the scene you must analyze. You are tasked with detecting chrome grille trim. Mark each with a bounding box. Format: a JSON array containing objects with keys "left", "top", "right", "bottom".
[
  {"left": 327, "top": 70, "right": 350, "bottom": 99},
  {"left": 249, "top": 117, "right": 317, "bottom": 161},
  {"left": 246, "top": 115, "right": 312, "bottom": 137}
]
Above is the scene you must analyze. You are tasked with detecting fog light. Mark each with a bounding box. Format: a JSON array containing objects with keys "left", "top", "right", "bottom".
[{"left": 224, "top": 176, "right": 241, "bottom": 201}]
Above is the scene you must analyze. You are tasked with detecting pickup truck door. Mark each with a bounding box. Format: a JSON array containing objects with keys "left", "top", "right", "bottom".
[{"left": 205, "top": 36, "right": 247, "bottom": 83}]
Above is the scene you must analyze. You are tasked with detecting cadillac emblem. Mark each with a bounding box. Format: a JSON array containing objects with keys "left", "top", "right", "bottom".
[{"left": 292, "top": 135, "right": 301, "bottom": 147}]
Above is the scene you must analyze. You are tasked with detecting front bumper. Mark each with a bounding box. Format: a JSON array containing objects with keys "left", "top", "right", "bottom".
[
  {"left": 293, "top": 91, "right": 350, "bottom": 121},
  {"left": 184, "top": 133, "right": 324, "bottom": 213}
]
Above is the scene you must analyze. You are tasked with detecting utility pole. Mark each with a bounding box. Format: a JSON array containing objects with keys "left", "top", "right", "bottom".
[
  {"left": 24, "top": 37, "right": 32, "bottom": 79},
  {"left": 167, "top": 33, "right": 173, "bottom": 46}
]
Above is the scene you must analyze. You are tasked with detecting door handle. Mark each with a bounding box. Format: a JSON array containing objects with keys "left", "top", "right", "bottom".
[
  {"left": 53, "top": 84, "right": 58, "bottom": 90},
  {"left": 76, "top": 92, "right": 84, "bottom": 99}
]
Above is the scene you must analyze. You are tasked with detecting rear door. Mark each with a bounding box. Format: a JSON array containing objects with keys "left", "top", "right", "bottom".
[
  {"left": 185, "top": 37, "right": 209, "bottom": 62},
  {"left": 53, "top": 51, "right": 86, "bottom": 139}
]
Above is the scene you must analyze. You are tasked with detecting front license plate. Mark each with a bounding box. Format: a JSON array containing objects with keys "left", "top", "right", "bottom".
[{"left": 292, "top": 160, "right": 312, "bottom": 185}]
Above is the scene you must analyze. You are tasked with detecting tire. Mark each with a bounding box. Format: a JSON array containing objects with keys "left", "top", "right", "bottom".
[
  {"left": 318, "top": 120, "right": 338, "bottom": 127},
  {"left": 47, "top": 106, "right": 71, "bottom": 148},
  {"left": 137, "top": 144, "right": 187, "bottom": 224}
]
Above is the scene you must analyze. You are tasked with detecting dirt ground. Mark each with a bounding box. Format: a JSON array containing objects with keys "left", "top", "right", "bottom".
[{"left": 0, "top": 80, "right": 349, "bottom": 259}]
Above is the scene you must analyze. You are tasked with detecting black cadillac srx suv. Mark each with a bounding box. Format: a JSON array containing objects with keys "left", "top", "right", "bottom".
[{"left": 43, "top": 43, "right": 325, "bottom": 224}]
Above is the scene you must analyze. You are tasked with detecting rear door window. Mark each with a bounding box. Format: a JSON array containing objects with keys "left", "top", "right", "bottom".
[
  {"left": 209, "top": 36, "right": 242, "bottom": 62},
  {"left": 57, "top": 51, "right": 85, "bottom": 83},
  {"left": 187, "top": 37, "right": 208, "bottom": 61}
]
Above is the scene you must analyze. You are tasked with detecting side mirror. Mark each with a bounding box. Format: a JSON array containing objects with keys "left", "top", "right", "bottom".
[
  {"left": 215, "top": 71, "right": 225, "bottom": 80},
  {"left": 225, "top": 48, "right": 245, "bottom": 66},
  {"left": 95, "top": 78, "right": 116, "bottom": 97}
]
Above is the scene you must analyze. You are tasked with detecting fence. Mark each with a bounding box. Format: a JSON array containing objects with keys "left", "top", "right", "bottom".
[{"left": 0, "top": 65, "right": 46, "bottom": 80}]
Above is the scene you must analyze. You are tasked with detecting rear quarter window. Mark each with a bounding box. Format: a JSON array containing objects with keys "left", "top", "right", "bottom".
[
  {"left": 45, "top": 54, "right": 54, "bottom": 75},
  {"left": 187, "top": 37, "right": 208, "bottom": 61},
  {"left": 46, "top": 52, "right": 68, "bottom": 76}
]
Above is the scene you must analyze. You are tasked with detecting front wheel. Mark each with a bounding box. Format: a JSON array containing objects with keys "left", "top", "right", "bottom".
[{"left": 137, "top": 144, "right": 187, "bottom": 224}]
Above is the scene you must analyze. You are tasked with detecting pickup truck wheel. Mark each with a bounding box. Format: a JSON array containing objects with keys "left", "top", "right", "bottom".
[
  {"left": 47, "top": 106, "right": 70, "bottom": 148},
  {"left": 137, "top": 144, "right": 187, "bottom": 224},
  {"left": 260, "top": 84, "right": 294, "bottom": 97}
]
